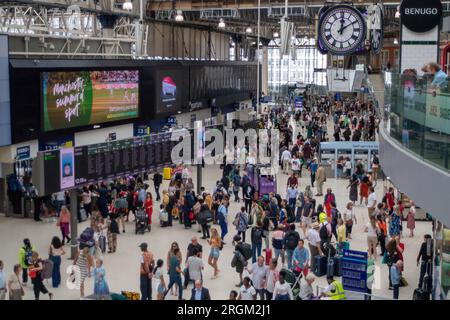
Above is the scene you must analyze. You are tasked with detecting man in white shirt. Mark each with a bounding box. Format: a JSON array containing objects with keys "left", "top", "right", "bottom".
[
  {"left": 306, "top": 222, "right": 324, "bottom": 271},
  {"left": 291, "top": 156, "right": 300, "bottom": 177},
  {"left": 280, "top": 149, "right": 292, "bottom": 174},
  {"left": 367, "top": 187, "right": 377, "bottom": 218},
  {"left": 246, "top": 256, "right": 268, "bottom": 300},
  {"left": 186, "top": 250, "right": 204, "bottom": 286}
]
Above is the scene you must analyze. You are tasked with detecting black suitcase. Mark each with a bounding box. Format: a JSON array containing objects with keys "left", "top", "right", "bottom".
[
  {"left": 413, "top": 288, "right": 429, "bottom": 300},
  {"left": 327, "top": 257, "right": 335, "bottom": 277},
  {"left": 313, "top": 255, "right": 327, "bottom": 277},
  {"left": 334, "top": 256, "right": 343, "bottom": 277}
]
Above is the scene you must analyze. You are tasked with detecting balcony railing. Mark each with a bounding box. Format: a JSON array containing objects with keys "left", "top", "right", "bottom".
[{"left": 384, "top": 72, "right": 450, "bottom": 172}]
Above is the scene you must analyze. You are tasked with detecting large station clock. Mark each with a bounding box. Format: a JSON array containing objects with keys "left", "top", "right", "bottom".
[{"left": 318, "top": 4, "right": 366, "bottom": 55}]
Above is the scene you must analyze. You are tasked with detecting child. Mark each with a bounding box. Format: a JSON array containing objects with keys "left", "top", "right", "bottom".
[
  {"left": 93, "top": 259, "right": 110, "bottom": 300},
  {"left": 159, "top": 204, "right": 168, "bottom": 227},
  {"left": 107, "top": 215, "right": 120, "bottom": 253}
]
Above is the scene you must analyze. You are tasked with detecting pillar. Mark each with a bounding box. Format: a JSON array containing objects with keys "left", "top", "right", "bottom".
[
  {"left": 69, "top": 189, "right": 78, "bottom": 259},
  {"left": 261, "top": 39, "right": 270, "bottom": 96}
]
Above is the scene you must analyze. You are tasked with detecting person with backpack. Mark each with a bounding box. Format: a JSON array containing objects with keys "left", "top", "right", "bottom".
[
  {"left": 232, "top": 235, "right": 252, "bottom": 287},
  {"left": 29, "top": 251, "right": 53, "bottom": 300},
  {"left": 18, "top": 238, "right": 35, "bottom": 286},
  {"left": 251, "top": 221, "right": 264, "bottom": 263},
  {"left": 234, "top": 206, "right": 249, "bottom": 243},
  {"left": 48, "top": 236, "right": 65, "bottom": 288},
  {"left": 283, "top": 224, "right": 301, "bottom": 270}
]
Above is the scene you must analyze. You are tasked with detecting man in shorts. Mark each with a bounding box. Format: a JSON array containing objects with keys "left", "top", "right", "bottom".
[{"left": 301, "top": 196, "right": 314, "bottom": 238}]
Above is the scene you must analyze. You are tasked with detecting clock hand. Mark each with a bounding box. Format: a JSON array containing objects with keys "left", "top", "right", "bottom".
[{"left": 341, "top": 20, "right": 358, "bottom": 32}]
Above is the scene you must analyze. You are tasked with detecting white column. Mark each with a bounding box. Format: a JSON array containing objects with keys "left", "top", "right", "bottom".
[{"left": 261, "top": 45, "right": 269, "bottom": 96}]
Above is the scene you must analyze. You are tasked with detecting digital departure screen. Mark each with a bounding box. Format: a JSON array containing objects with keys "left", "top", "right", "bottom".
[{"left": 42, "top": 70, "right": 139, "bottom": 131}]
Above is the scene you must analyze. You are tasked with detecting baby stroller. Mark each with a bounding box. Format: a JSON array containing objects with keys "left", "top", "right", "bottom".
[
  {"left": 281, "top": 268, "right": 302, "bottom": 300},
  {"left": 135, "top": 208, "right": 149, "bottom": 234}
]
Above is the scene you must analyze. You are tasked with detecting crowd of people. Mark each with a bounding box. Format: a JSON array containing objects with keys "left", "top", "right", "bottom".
[{"left": 0, "top": 95, "right": 436, "bottom": 301}]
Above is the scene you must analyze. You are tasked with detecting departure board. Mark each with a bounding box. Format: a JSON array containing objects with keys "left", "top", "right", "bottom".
[{"left": 40, "top": 129, "right": 196, "bottom": 194}]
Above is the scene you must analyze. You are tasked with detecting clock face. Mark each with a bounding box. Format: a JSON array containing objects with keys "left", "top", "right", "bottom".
[{"left": 319, "top": 5, "right": 366, "bottom": 55}]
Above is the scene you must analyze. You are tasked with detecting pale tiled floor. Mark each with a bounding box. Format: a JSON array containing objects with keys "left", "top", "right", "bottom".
[{"left": 0, "top": 165, "right": 432, "bottom": 300}]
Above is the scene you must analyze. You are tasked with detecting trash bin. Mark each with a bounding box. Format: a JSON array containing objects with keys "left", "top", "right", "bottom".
[{"left": 163, "top": 167, "right": 172, "bottom": 180}]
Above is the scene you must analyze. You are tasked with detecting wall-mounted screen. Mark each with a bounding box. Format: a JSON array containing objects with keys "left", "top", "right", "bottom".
[
  {"left": 42, "top": 70, "right": 139, "bottom": 131},
  {"left": 155, "top": 69, "right": 182, "bottom": 115}
]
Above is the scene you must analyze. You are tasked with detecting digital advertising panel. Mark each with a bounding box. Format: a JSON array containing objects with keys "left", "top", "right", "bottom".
[
  {"left": 155, "top": 69, "right": 183, "bottom": 115},
  {"left": 42, "top": 70, "right": 139, "bottom": 131},
  {"left": 60, "top": 147, "right": 75, "bottom": 190}
]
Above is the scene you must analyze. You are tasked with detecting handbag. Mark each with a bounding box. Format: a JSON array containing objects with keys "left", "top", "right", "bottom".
[{"left": 400, "top": 276, "right": 408, "bottom": 287}]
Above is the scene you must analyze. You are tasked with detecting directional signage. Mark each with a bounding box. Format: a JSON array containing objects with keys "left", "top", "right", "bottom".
[{"left": 342, "top": 249, "right": 368, "bottom": 293}]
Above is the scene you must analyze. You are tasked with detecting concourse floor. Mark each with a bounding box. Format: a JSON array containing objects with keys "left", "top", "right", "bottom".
[{"left": 0, "top": 165, "right": 431, "bottom": 300}]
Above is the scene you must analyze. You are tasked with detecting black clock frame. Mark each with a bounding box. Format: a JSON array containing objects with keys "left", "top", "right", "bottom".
[{"left": 318, "top": 4, "right": 367, "bottom": 56}]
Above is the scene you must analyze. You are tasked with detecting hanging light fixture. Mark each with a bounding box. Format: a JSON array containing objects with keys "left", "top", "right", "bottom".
[
  {"left": 123, "top": 0, "right": 133, "bottom": 11},
  {"left": 175, "top": 10, "right": 184, "bottom": 21},
  {"left": 246, "top": 26, "right": 252, "bottom": 33},
  {"left": 393, "top": 38, "right": 399, "bottom": 45},
  {"left": 218, "top": 18, "right": 226, "bottom": 29},
  {"left": 273, "top": 31, "right": 279, "bottom": 38}
]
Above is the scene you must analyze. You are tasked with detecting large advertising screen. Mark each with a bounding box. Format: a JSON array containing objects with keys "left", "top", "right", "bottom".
[
  {"left": 42, "top": 70, "right": 139, "bottom": 131},
  {"left": 155, "top": 69, "right": 182, "bottom": 115}
]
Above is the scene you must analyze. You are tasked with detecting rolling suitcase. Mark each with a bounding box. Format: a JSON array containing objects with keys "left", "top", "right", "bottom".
[
  {"left": 412, "top": 261, "right": 431, "bottom": 300},
  {"left": 313, "top": 255, "right": 327, "bottom": 277},
  {"left": 326, "top": 256, "right": 335, "bottom": 277},
  {"left": 265, "top": 248, "right": 272, "bottom": 265},
  {"left": 333, "top": 256, "right": 343, "bottom": 277}
]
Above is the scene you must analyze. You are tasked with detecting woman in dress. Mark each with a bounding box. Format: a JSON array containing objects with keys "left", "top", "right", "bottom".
[
  {"left": 389, "top": 206, "right": 402, "bottom": 238},
  {"left": 207, "top": 227, "right": 222, "bottom": 279},
  {"left": 73, "top": 246, "right": 93, "bottom": 299},
  {"left": 93, "top": 259, "right": 110, "bottom": 300},
  {"left": 359, "top": 175, "right": 370, "bottom": 206},
  {"left": 343, "top": 202, "right": 357, "bottom": 239},
  {"left": 166, "top": 242, "right": 182, "bottom": 296},
  {"left": 144, "top": 193, "right": 153, "bottom": 227},
  {"left": 49, "top": 236, "right": 65, "bottom": 288},
  {"left": 346, "top": 174, "right": 359, "bottom": 205},
  {"left": 406, "top": 201, "right": 416, "bottom": 237},
  {"left": 153, "top": 259, "right": 167, "bottom": 300}
]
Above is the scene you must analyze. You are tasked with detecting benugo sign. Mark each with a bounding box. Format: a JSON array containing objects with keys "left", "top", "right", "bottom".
[{"left": 400, "top": 0, "right": 443, "bottom": 33}]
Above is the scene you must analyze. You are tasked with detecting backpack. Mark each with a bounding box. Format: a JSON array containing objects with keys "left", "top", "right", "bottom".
[
  {"left": 286, "top": 232, "right": 299, "bottom": 250},
  {"left": 252, "top": 227, "right": 263, "bottom": 244},
  {"left": 79, "top": 227, "right": 95, "bottom": 247},
  {"left": 238, "top": 243, "right": 252, "bottom": 261},
  {"left": 319, "top": 224, "right": 330, "bottom": 242},
  {"left": 110, "top": 219, "right": 120, "bottom": 234},
  {"left": 23, "top": 247, "right": 33, "bottom": 267},
  {"left": 41, "top": 259, "right": 54, "bottom": 279}
]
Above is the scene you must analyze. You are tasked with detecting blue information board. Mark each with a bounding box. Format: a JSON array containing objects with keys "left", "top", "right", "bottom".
[{"left": 342, "top": 249, "right": 368, "bottom": 293}]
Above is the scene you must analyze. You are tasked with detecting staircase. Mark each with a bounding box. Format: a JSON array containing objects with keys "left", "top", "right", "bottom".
[{"left": 368, "top": 73, "right": 385, "bottom": 107}]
